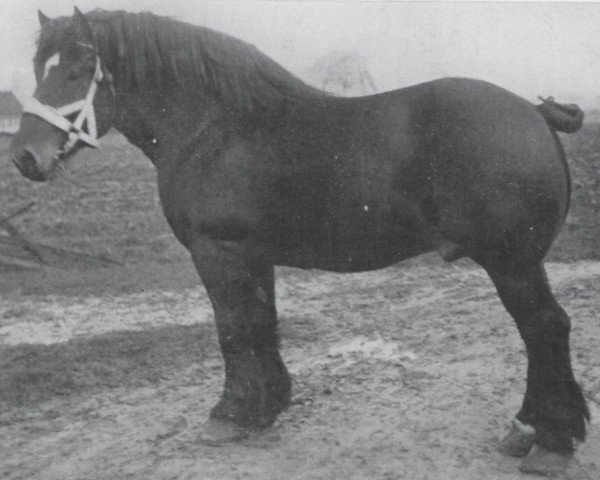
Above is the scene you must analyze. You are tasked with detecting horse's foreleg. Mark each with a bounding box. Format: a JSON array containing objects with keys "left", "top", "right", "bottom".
[
  {"left": 190, "top": 239, "right": 290, "bottom": 444},
  {"left": 487, "top": 264, "right": 589, "bottom": 474},
  {"left": 249, "top": 264, "right": 292, "bottom": 420}
]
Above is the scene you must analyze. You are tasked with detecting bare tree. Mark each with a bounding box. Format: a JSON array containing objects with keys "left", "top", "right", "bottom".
[{"left": 308, "top": 50, "right": 377, "bottom": 96}]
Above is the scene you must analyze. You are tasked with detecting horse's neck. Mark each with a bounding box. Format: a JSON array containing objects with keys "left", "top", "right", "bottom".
[{"left": 112, "top": 86, "right": 221, "bottom": 163}]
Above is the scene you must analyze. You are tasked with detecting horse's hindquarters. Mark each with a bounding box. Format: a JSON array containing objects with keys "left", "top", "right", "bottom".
[{"left": 425, "top": 78, "right": 570, "bottom": 266}]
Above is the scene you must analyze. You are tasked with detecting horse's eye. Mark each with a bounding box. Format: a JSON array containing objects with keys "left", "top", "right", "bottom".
[{"left": 66, "top": 63, "right": 95, "bottom": 81}]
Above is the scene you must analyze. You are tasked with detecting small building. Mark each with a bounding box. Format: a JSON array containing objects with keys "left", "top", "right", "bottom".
[{"left": 0, "top": 91, "right": 22, "bottom": 135}]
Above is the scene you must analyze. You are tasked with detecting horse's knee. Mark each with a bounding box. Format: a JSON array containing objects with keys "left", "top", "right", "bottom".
[{"left": 520, "top": 306, "right": 570, "bottom": 342}]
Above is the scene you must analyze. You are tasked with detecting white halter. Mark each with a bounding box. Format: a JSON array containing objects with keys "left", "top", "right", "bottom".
[{"left": 22, "top": 56, "right": 106, "bottom": 155}]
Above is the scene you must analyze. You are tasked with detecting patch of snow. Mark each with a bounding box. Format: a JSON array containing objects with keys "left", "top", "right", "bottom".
[{"left": 327, "top": 336, "right": 416, "bottom": 362}]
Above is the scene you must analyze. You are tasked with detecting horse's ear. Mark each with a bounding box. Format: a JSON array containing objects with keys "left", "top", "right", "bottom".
[
  {"left": 68, "top": 7, "right": 96, "bottom": 53},
  {"left": 38, "top": 10, "right": 50, "bottom": 27}
]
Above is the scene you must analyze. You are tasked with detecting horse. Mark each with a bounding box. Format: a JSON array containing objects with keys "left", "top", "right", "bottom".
[{"left": 9, "top": 8, "right": 589, "bottom": 475}]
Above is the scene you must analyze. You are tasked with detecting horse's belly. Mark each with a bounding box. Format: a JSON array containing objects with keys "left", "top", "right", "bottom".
[{"left": 274, "top": 209, "right": 435, "bottom": 272}]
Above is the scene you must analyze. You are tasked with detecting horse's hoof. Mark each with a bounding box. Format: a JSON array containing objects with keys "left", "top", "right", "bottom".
[
  {"left": 499, "top": 419, "right": 536, "bottom": 457},
  {"left": 519, "top": 444, "right": 572, "bottom": 475},
  {"left": 198, "top": 418, "right": 250, "bottom": 446}
]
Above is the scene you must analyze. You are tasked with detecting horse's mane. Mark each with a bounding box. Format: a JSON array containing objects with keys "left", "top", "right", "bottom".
[{"left": 36, "top": 10, "right": 326, "bottom": 114}]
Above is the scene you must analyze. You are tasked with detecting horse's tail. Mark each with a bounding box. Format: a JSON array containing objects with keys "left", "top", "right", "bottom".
[
  {"left": 536, "top": 96, "right": 584, "bottom": 133},
  {"left": 549, "top": 128, "right": 572, "bottom": 225},
  {"left": 535, "top": 96, "right": 577, "bottom": 224}
]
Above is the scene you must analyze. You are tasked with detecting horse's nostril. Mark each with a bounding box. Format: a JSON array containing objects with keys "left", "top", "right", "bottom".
[
  {"left": 12, "top": 149, "right": 46, "bottom": 181},
  {"left": 20, "top": 149, "right": 39, "bottom": 170},
  {"left": 12, "top": 149, "right": 36, "bottom": 171}
]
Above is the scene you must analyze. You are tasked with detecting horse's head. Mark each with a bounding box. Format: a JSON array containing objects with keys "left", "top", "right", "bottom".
[{"left": 10, "top": 7, "right": 116, "bottom": 181}]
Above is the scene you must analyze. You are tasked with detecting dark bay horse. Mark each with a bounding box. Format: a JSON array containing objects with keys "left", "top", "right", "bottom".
[{"left": 10, "top": 8, "right": 589, "bottom": 474}]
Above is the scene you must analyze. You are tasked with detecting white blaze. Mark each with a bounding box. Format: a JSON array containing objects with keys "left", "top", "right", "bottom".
[{"left": 43, "top": 53, "right": 60, "bottom": 80}]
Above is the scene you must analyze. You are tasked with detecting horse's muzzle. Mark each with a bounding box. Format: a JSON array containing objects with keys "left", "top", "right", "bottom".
[{"left": 11, "top": 149, "right": 49, "bottom": 182}]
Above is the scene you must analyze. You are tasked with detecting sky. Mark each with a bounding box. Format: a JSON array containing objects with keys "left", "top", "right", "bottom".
[{"left": 1, "top": 0, "right": 600, "bottom": 107}]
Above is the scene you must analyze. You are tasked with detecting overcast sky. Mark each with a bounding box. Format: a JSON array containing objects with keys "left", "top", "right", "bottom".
[{"left": 1, "top": 1, "right": 600, "bottom": 107}]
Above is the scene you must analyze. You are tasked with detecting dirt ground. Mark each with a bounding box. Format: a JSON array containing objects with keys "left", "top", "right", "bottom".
[{"left": 1, "top": 257, "right": 599, "bottom": 480}]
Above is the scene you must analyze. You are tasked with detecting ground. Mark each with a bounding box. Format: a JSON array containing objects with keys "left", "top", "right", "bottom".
[
  {"left": 1, "top": 128, "right": 600, "bottom": 480},
  {"left": 2, "top": 260, "right": 600, "bottom": 480}
]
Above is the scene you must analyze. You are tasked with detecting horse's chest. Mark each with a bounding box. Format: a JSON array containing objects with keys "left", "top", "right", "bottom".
[{"left": 156, "top": 160, "right": 259, "bottom": 245}]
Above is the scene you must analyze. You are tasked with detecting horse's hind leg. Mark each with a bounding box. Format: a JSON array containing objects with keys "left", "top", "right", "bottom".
[
  {"left": 190, "top": 239, "right": 291, "bottom": 444},
  {"left": 485, "top": 262, "right": 588, "bottom": 474}
]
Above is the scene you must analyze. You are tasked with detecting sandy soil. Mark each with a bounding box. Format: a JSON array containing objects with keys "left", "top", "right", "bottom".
[{"left": 1, "top": 258, "right": 599, "bottom": 480}]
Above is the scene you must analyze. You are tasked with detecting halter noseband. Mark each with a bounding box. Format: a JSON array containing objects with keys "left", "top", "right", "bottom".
[{"left": 22, "top": 56, "right": 112, "bottom": 157}]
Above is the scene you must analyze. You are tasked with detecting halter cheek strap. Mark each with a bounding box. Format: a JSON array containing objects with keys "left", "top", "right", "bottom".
[{"left": 22, "top": 56, "right": 108, "bottom": 154}]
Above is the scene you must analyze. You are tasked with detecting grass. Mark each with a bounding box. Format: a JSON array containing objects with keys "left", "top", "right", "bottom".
[
  {"left": 1, "top": 124, "right": 600, "bottom": 267},
  {"left": 551, "top": 125, "right": 600, "bottom": 260},
  {"left": 0, "top": 133, "right": 186, "bottom": 266},
  {"left": 0, "top": 323, "right": 218, "bottom": 406}
]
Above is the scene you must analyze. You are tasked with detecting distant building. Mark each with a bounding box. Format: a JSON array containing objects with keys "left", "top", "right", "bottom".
[{"left": 0, "top": 91, "right": 22, "bottom": 135}]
